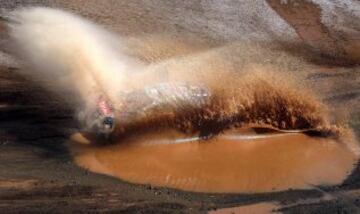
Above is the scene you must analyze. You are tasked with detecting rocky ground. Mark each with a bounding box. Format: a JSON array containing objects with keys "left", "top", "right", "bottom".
[{"left": 0, "top": 0, "right": 359, "bottom": 213}]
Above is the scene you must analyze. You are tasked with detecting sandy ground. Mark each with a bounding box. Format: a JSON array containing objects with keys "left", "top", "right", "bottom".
[
  {"left": 0, "top": 0, "right": 360, "bottom": 213},
  {"left": 1, "top": 66, "right": 359, "bottom": 213}
]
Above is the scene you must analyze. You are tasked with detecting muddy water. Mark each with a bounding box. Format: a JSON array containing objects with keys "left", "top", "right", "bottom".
[{"left": 69, "top": 129, "right": 359, "bottom": 193}]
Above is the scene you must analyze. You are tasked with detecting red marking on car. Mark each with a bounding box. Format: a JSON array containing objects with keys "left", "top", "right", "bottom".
[{"left": 98, "top": 100, "right": 113, "bottom": 116}]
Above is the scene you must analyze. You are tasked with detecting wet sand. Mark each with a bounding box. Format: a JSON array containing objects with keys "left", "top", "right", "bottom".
[
  {"left": 209, "top": 202, "right": 279, "bottom": 214},
  {"left": 69, "top": 129, "right": 359, "bottom": 193}
]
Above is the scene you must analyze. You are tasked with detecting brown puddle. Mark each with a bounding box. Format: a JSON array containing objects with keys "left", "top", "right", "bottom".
[{"left": 69, "top": 128, "right": 359, "bottom": 193}]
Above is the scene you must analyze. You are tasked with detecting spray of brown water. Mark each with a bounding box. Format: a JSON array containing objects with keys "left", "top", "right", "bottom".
[
  {"left": 113, "top": 67, "right": 333, "bottom": 138},
  {"left": 4, "top": 7, "right": 359, "bottom": 193},
  {"left": 70, "top": 45, "right": 360, "bottom": 193}
]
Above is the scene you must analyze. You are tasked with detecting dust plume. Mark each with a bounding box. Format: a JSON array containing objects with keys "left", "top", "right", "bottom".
[
  {"left": 2, "top": 7, "right": 140, "bottom": 109},
  {"left": 1, "top": 7, "right": 337, "bottom": 138}
]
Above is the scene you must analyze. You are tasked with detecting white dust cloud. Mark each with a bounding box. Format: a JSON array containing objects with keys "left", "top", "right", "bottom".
[{"left": 4, "top": 7, "right": 140, "bottom": 108}]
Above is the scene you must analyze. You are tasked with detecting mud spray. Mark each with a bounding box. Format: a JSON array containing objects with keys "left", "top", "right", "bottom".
[{"left": 4, "top": 7, "right": 360, "bottom": 193}]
